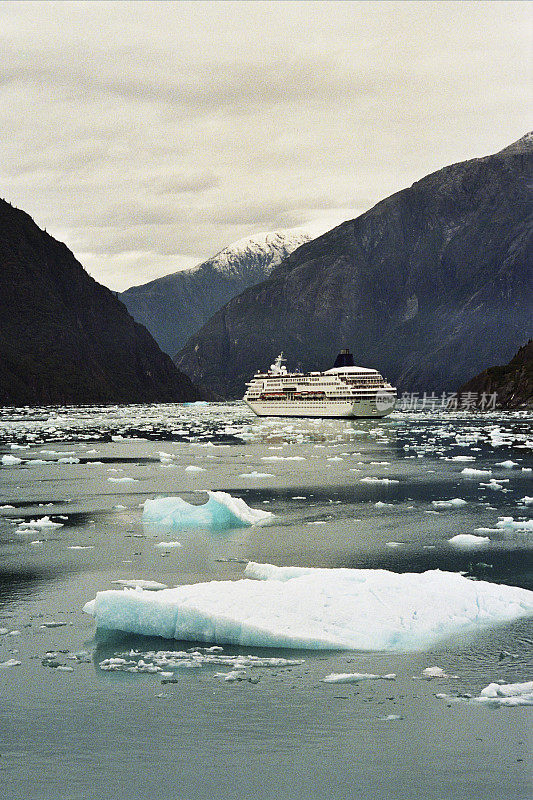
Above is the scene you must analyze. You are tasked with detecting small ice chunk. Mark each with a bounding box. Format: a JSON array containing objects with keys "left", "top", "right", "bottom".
[
  {"left": 476, "top": 680, "right": 533, "bottom": 705},
  {"left": 518, "top": 496, "right": 533, "bottom": 506},
  {"left": 421, "top": 666, "right": 448, "bottom": 678},
  {"left": 448, "top": 534, "right": 490, "bottom": 549},
  {"left": 154, "top": 541, "right": 182, "bottom": 549},
  {"left": 111, "top": 580, "right": 168, "bottom": 590},
  {"left": 460, "top": 468, "right": 491, "bottom": 477},
  {"left": 108, "top": 477, "right": 138, "bottom": 482},
  {"left": 432, "top": 499, "right": 467, "bottom": 508},
  {"left": 185, "top": 465, "right": 205, "bottom": 472},
  {"left": 496, "top": 460, "right": 518, "bottom": 468},
  {"left": 2, "top": 455, "right": 22, "bottom": 465},
  {"left": 0, "top": 658, "right": 21, "bottom": 668},
  {"left": 17, "top": 516, "right": 64, "bottom": 530},
  {"left": 323, "top": 672, "right": 396, "bottom": 683},
  {"left": 240, "top": 471, "right": 274, "bottom": 478},
  {"left": 360, "top": 477, "right": 399, "bottom": 484}
]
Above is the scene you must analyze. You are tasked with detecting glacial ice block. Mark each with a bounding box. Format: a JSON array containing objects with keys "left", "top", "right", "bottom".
[
  {"left": 83, "top": 563, "right": 533, "bottom": 651},
  {"left": 142, "top": 491, "right": 273, "bottom": 529}
]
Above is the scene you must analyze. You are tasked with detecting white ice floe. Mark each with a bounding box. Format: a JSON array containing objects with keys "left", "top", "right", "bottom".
[
  {"left": 360, "top": 477, "right": 399, "bottom": 484},
  {"left": 474, "top": 680, "right": 533, "bottom": 706},
  {"left": 111, "top": 579, "right": 168, "bottom": 590},
  {"left": 108, "top": 477, "right": 138, "bottom": 482},
  {"left": 143, "top": 491, "right": 273, "bottom": 529},
  {"left": 519, "top": 496, "right": 533, "bottom": 506},
  {"left": 2, "top": 454, "right": 22, "bottom": 465},
  {"left": 58, "top": 456, "right": 80, "bottom": 464},
  {"left": 448, "top": 534, "right": 490, "bottom": 549},
  {"left": 323, "top": 672, "right": 395, "bottom": 683},
  {"left": 450, "top": 456, "right": 475, "bottom": 462},
  {"left": 432, "top": 499, "right": 467, "bottom": 508},
  {"left": 479, "top": 479, "right": 508, "bottom": 491},
  {"left": 261, "top": 456, "right": 306, "bottom": 461},
  {"left": 420, "top": 666, "right": 449, "bottom": 679},
  {"left": 154, "top": 541, "right": 182, "bottom": 549},
  {"left": 240, "top": 471, "right": 274, "bottom": 478},
  {"left": 0, "top": 659, "right": 21, "bottom": 668},
  {"left": 17, "top": 516, "right": 64, "bottom": 530},
  {"left": 460, "top": 468, "right": 491, "bottom": 477},
  {"left": 84, "top": 562, "right": 533, "bottom": 650},
  {"left": 496, "top": 517, "right": 533, "bottom": 532},
  {"left": 496, "top": 460, "right": 519, "bottom": 468},
  {"left": 185, "top": 465, "right": 205, "bottom": 472}
]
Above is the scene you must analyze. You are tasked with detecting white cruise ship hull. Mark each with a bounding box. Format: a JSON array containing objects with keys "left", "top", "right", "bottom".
[{"left": 245, "top": 397, "right": 394, "bottom": 418}]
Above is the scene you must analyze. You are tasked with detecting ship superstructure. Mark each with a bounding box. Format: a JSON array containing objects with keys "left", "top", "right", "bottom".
[{"left": 243, "top": 350, "right": 396, "bottom": 418}]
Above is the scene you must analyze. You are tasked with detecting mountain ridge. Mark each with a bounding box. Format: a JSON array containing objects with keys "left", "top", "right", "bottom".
[
  {"left": 175, "top": 134, "right": 533, "bottom": 398},
  {"left": 0, "top": 198, "right": 202, "bottom": 405}
]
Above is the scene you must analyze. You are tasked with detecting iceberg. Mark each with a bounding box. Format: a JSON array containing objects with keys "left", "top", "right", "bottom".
[
  {"left": 448, "top": 533, "right": 490, "bottom": 549},
  {"left": 84, "top": 562, "right": 533, "bottom": 651},
  {"left": 142, "top": 491, "right": 273, "bottom": 529}
]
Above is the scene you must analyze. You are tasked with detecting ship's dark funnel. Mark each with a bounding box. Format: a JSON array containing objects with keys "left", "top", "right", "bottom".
[{"left": 333, "top": 348, "right": 355, "bottom": 368}]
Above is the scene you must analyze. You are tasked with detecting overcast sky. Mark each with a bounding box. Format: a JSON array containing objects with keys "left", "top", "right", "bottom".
[{"left": 1, "top": 1, "right": 530, "bottom": 291}]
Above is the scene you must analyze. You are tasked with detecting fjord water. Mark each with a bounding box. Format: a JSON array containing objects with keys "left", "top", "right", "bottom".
[{"left": 0, "top": 403, "right": 531, "bottom": 800}]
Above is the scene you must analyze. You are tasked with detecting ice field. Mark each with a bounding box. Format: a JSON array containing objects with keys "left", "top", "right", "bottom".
[{"left": 0, "top": 402, "right": 531, "bottom": 800}]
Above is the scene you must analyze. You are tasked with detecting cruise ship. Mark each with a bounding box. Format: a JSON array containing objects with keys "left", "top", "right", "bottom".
[{"left": 243, "top": 350, "right": 397, "bottom": 418}]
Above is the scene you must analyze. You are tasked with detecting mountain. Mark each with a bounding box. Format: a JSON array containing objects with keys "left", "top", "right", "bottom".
[
  {"left": 0, "top": 199, "right": 202, "bottom": 405},
  {"left": 175, "top": 134, "right": 533, "bottom": 399},
  {"left": 119, "top": 230, "right": 312, "bottom": 356},
  {"left": 458, "top": 339, "right": 533, "bottom": 409}
]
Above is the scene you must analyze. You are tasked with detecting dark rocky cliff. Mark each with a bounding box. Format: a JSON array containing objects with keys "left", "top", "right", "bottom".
[
  {"left": 120, "top": 230, "right": 311, "bottom": 356},
  {"left": 175, "top": 134, "right": 533, "bottom": 398},
  {"left": 458, "top": 339, "right": 532, "bottom": 409},
  {"left": 0, "top": 199, "right": 201, "bottom": 405}
]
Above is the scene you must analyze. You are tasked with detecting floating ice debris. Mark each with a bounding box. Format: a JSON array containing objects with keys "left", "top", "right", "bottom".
[
  {"left": 10, "top": 444, "right": 29, "bottom": 450},
  {"left": 114, "top": 504, "right": 127, "bottom": 510},
  {"left": 450, "top": 456, "right": 475, "bottom": 462},
  {"left": 460, "top": 468, "right": 491, "bottom": 477},
  {"left": 111, "top": 580, "right": 168, "bottom": 590},
  {"left": 68, "top": 545, "right": 94, "bottom": 550},
  {"left": 323, "top": 672, "right": 396, "bottom": 683},
  {"left": 84, "top": 562, "right": 533, "bottom": 650},
  {"left": 261, "top": 456, "right": 306, "bottom": 461},
  {"left": 360, "top": 477, "right": 399, "bottom": 484},
  {"left": 98, "top": 649, "right": 303, "bottom": 674},
  {"left": 496, "top": 517, "right": 533, "bottom": 532},
  {"left": 154, "top": 541, "right": 182, "bottom": 549},
  {"left": 379, "top": 714, "right": 402, "bottom": 721},
  {"left": 375, "top": 502, "right": 393, "bottom": 508},
  {"left": 58, "top": 456, "right": 80, "bottom": 464},
  {"left": 519, "top": 497, "right": 533, "bottom": 506},
  {"left": 108, "top": 477, "right": 138, "bottom": 482},
  {"left": 432, "top": 499, "right": 467, "bottom": 508},
  {"left": 39, "top": 621, "right": 67, "bottom": 628},
  {"left": 448, "top": 534, "right": 490, "bottom": 549},
  {"left": 0, "top": 659, "right": 21, "bottom": 668},
  {"left": 496, "top": 460, "right": 519, "bottom": 468},
  {"left": 143, "top": 491, "right": 273, "bottom": 529},
  {"left": 474, "top": 681, "right": 533, "bottom": 706},
  {"left": 17, "top": 516, "right": 64, "bottom": 530},
  {"left": 479, "top": 479, "right": 508, "bottom": 491},
  {"left": 421, "top": 666, "right": 449, "bottom": 679},
  {"left": 185, "top": 465, "right": 205, "bottom": 472},
  {"left": 240, "top": 471, "right": 274, "bottom": 478},
  {"left": 2, "top": 454, "right": 22, "bottom": 465},
  {"left": 0, "top": 504, "right": 15, "bottom": 510}
]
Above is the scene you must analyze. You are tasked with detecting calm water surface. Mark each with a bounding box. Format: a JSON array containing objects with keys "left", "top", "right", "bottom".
[{"left": 0, "top": 403, "right": 531, "bottom": 799}]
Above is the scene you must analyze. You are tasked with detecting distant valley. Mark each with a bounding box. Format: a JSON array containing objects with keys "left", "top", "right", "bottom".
[{"left": 119, "top": 230, "right": 312, "bottom": 357}]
